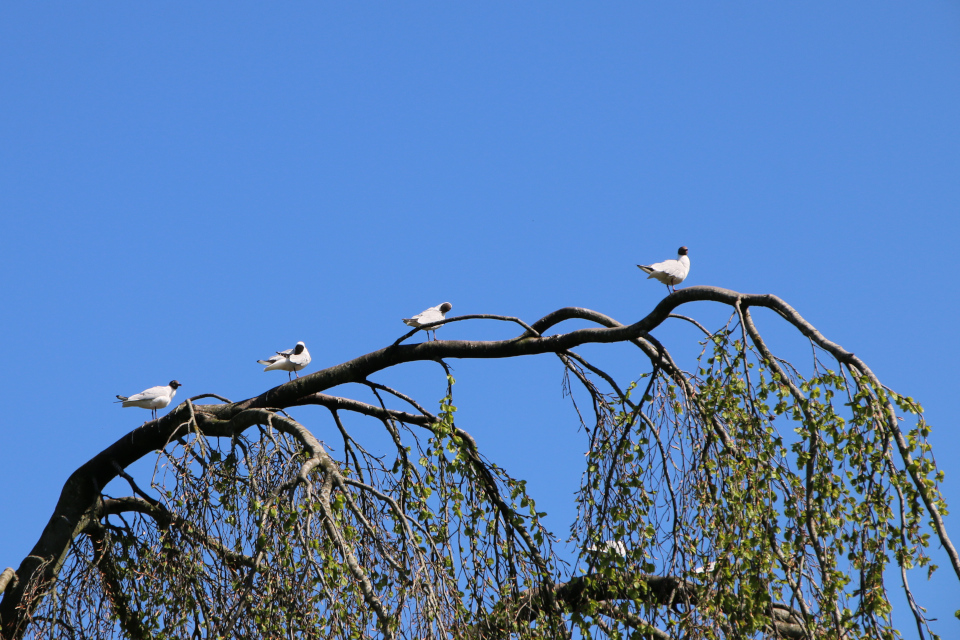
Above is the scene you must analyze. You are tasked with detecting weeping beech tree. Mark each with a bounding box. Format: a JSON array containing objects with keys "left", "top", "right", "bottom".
[{"left": 1, "top": 286, "right": 957, "bottom": 639}]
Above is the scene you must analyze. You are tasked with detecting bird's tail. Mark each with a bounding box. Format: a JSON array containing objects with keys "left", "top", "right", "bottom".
[
  {"left": 115, "top": 395, "right": 128, "bottom": 403},
  {"left": 256, "top": 360, "right": 271, "bottom": 365},
  {"left": 402, "top": 318, "right": 416, "bottom": 327},
  {"left": 637, "top": 265, "right": 654, "bottom": 275}
]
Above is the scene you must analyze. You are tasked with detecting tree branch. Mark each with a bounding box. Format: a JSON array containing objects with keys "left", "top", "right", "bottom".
[
  {"left": 467, "top": 572, "right": 810, "bottom": 640},
  {"left": 291, "top": 392, "right": 434, "bottom": 425},
  {"left": 0, "top": 569, "right": 15, "bottom": 596}
]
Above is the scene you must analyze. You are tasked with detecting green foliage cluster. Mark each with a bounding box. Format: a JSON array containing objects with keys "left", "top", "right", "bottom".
[{"left": 566, "top": 317, "right": 946, "bottom": 639}]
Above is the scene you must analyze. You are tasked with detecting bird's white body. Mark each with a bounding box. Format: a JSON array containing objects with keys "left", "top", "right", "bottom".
[
  {"left": 403, "top": 302, "right": 453, "bottom": 340},
  {"left": 403, "top": 302, "right": 452, "bottom": 328},
  {"left": 638, "top": 247, "right": 690, "bottom": 292},
  {"left": 587, "top": 540, "right": 627, "bottom": 557},
  {"left": 116, "top": 380, "right": 181, "bottom": 419},
  {"left": 259, "top": 341, "right": 311, "bottom": 375}
]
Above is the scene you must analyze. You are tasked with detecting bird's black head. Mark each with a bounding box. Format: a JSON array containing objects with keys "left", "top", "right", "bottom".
[
  {"left": 169, "top": 380, "right": 182, "bottom": 389},
  {"left": 439, "top": 302, "right": 453, "bottom": 313},
  {"left": 678, "top": 246, "right": 689, "bottom": 256},
  {"left": 294, "top": 342, "right": 305, "bottom": 355}
]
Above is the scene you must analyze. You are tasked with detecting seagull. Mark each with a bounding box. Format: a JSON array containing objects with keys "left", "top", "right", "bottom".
[
  {"left": 638, "top": 246, "right": 690, "bottom": 294},
  {"left": 115, "top": 380, "right": 181, "bottom": 420},
  {"left": 258, "top": 341, "right": 312, "bottom": 380},
  {"left": 587, "top": 540, "right": 628, "bottom": 557},
  {"left": 403, "top": 302, "right": 453, "bottom": 341}
]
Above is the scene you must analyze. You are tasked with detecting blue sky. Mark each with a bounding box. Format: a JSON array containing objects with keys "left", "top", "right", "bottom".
[{"left": 1, "top": 2, "right": 959, "bottom": 633}]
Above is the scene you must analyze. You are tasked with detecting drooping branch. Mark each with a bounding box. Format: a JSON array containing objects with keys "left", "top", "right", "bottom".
[
  {"left": 99, "top": 496, "right": 257, "bottom": 570},
  {"left": 86, "top": 520, "right": 152, "bottom": 640}
]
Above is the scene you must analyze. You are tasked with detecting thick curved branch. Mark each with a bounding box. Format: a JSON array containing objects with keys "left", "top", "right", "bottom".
[{"left": 466, "top": 572, "right": 809, "bottom": 640}]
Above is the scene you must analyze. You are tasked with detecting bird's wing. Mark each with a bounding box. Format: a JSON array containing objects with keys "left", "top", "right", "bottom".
[
  {"left": 420, "top": 309, "right": 444, "bottom": 324},
  {"left": 258, "top": 355, "right": 283, "bottom": 365},
  {"left": 651, "top": 258, "right": 686, "bottom": 279},
  {"left": 404, "top": 309, "right": 431, "bottom": 325},
  {"left": 289, "top": 349, "right": 311, "bottom": 366},
  {"left": 128, "top": 385, "right": 168, "bottom": 402}
]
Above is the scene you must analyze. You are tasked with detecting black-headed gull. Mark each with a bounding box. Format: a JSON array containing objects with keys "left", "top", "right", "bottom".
[
  {"left": 115, "top": 380, "right": 181, "bottom": 420},
  {"left": 258, "top": 341, "right": 311, "bottom": 380},
  {"left": 587, "top": 540, "right": 627, "bottom": 557},
  {"left": 403, "top": 302, "right": 452, "bottom": 341},
  {"left": 637, "top": 246, "right": 690, "bottom": 294}
]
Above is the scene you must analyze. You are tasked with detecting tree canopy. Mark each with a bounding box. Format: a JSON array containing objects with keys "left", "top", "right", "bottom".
[{"left": 1, "top": 286, "right": 956, "bottom": 639}]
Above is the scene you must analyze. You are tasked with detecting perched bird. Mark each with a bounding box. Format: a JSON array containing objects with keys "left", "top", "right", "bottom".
[
  {"left": 403, "top": 302, "right": 453, "bottom": 341},
  {"left": 258, "top": 341, "right": 312, "bottom": 380},
  {"left": 587, "top": 540, "right": 628, "bottom": 558},
  {"left": 116, "top": 380, "right": 181, "bottom": 420},
  {"left": 637, "top": 246, "right": 690, "bottom": 294}
]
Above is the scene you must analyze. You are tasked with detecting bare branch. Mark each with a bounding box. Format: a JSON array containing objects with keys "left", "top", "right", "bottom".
[{"left": 293, "top": 391, "right": 434, "bottom": 425}]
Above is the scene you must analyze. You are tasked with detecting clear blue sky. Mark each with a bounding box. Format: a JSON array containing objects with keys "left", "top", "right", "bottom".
[{"left": 2, "top": 2, "right": 958, "bottom": 632}]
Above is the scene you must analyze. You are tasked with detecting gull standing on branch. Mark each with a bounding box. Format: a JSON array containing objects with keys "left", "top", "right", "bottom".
[
  {"left": 403, "top": 302, "right": 453, "bottom": 341},
  {"left": 587, "top": 540, "right": 628, "bottom": 558},
  {"left": 115, "top": 380, "right": 181, "bottom": 421},
  {"left": 637, "top": 246, "right": 690, "bottom": 294},
  {"left": 258, "top": 341, "right": 311, "bottom": 380}
]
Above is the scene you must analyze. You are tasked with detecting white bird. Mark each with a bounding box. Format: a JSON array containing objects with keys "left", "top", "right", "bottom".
[
  {"left": 587, "top": 540, "right": 627, "bottom": 557},
  {"left": 637, "top": 246, "right": 690, "bottom": 294},
  {"left": 403, "top": 302, "right": 453, "bottom": 341},
  {"left": 693, "top": 561, "right": 717, "bottom": 575},
  {"left": 258, "top": 341, "right": 311, "bottom": 380},
  {"left": 115, "top": 380, "right": 181, "bottom": 420}
]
